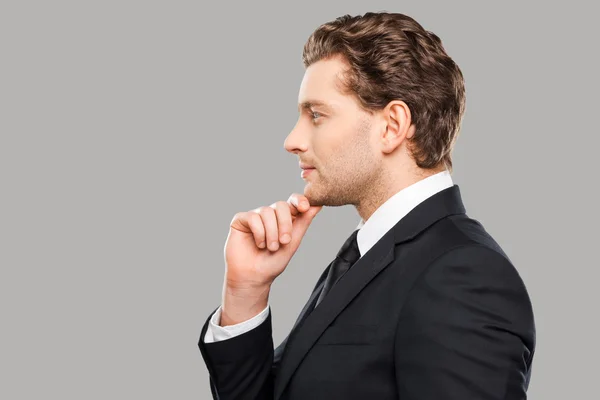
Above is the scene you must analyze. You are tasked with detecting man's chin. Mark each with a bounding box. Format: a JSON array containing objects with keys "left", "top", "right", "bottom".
[
  {"left": 302, "top": 190, "right": 319, "bottom": 207},
  {"left": 303, "top": 192, "right": 328, "bottom": 208}
]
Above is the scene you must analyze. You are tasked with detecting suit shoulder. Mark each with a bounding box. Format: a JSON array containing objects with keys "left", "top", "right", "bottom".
[
  {"left": 414, "top": 214, "right": 530, "bottom": 292},
  {"left": 446, "top": 213, "right": 509, "bottom": 259},
  {"left": 419, "top": 213, "right": 511, "bottom": 264}
]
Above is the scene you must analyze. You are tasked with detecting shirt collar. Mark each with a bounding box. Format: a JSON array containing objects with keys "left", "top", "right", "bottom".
[{"left": 355, "top": 170, "right": 454, "bottom": 256}]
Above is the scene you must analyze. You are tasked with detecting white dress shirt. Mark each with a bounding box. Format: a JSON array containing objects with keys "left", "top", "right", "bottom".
[{"left": 204, "top": 170, "right": 454, "bottom": 343}]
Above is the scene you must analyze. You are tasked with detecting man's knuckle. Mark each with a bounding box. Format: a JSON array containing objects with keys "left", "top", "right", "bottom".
[{"left": 258, "top": 206, "right": 270, "bottom": 215}]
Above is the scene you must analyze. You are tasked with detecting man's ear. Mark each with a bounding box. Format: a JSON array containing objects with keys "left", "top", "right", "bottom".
[{"left": 380, "top": 100, "right": 413, "bottom": 154}]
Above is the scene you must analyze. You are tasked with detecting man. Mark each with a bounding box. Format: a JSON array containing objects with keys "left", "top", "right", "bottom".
[{"left": 198, "top": 12, "right": 535, "bottom": 400}]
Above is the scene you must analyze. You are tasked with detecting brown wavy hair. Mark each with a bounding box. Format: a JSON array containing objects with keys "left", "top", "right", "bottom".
[{"left": 302, "top": 12, "right": 466, "bottom": 172}]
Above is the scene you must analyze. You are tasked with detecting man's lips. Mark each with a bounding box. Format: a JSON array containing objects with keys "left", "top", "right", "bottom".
[{"left": 301, "top": 168, "right": 315, "bottom": 178}]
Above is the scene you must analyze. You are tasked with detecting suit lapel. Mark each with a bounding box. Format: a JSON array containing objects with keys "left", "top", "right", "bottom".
[
  {"left": 273, "top": 259, "right": 331, "bottom": 366},
  {"left": 273, "top": 184, "right": 466, "bottom": 399},
  {"left": 290, "top": 261, "right": 331, "bottom": 332}
]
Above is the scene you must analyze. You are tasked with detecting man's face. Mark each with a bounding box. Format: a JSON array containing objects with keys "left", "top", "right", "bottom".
[{"left": 284, "top": 56, "right": 382, "bottom": 207}]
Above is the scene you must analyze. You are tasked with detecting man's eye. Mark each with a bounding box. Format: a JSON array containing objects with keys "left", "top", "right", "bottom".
[{"left": 311, "top": 111, "right": 322, "bottom": 121}]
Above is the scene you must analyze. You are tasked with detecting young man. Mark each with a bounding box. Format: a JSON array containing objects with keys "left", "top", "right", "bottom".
[{"left": 199, "top": 12, "right": 535, "bottom": 400}]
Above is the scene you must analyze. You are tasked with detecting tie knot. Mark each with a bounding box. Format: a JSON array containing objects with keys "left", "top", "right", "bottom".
[{"left": 336, "top": 229, "right": 361, "bottom": 265}]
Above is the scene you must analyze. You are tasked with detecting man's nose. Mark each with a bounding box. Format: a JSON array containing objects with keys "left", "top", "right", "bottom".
[{"left": 283, "top": 123, "right": 308, "bottom": 154}]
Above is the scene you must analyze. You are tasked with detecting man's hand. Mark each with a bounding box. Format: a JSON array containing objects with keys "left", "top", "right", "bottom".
[{"left": 219, "top": 193, "right": 322, "bottom": 326}]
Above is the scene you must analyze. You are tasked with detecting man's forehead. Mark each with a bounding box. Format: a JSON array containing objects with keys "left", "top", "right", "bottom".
[
  {"left": 297, "top": 60, "right": 348, "bottom": 111},
  {"left": 300, "top": 59, "right": 345, "bottom": 92}
]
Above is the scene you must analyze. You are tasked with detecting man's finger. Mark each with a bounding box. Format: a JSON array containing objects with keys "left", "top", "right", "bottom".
[{"left": 287, "top": 194, "right": 310, "bottom": 214}]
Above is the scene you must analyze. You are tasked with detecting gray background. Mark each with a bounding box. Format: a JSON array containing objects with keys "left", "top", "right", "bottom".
[{"left": 1, "top": 1, "right": 598, "bottom": 399}]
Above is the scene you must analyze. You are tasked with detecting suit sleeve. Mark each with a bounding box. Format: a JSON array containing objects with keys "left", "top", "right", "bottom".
[
  {"left": 394, "top": 245, "right": 536, "bottom": 400},
  {"left": 197, "top": 265, "right": 329, "bottom": 399},
  {"left": 198, "top": 306, "right": 278, "bottom": 400}
]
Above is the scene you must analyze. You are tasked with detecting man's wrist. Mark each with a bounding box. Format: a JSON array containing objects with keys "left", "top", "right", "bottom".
[{"left": 220, "top": 282, "right": 271, "bottom": 326}]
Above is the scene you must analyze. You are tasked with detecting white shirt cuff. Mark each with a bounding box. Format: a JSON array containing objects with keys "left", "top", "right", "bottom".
[{"left": 203, "top": 303, "right": 270, "bottom": 343}]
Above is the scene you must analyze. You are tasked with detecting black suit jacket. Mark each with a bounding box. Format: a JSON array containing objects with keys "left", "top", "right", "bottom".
[{"left": 198, "top": 185, "right": 536, "bottom": 399}]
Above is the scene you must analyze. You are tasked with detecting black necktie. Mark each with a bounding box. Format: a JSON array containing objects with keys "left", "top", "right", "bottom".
[{"left": 314, "top": 229, "right": 361, "bottom": 308}]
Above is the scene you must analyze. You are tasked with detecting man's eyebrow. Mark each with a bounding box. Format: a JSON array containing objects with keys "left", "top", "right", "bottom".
[{"left": 297, "top": 100, "right": 333, "bottom": 113}]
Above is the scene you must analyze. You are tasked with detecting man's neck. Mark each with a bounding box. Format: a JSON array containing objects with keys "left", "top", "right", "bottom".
[{"left": 355, "top": 166, "right": 448, "bottom": 223}]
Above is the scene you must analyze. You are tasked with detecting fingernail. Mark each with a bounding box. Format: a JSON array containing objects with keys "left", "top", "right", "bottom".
[{"left": 281, "top": 233, "right": 291, "bottom": 243}]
